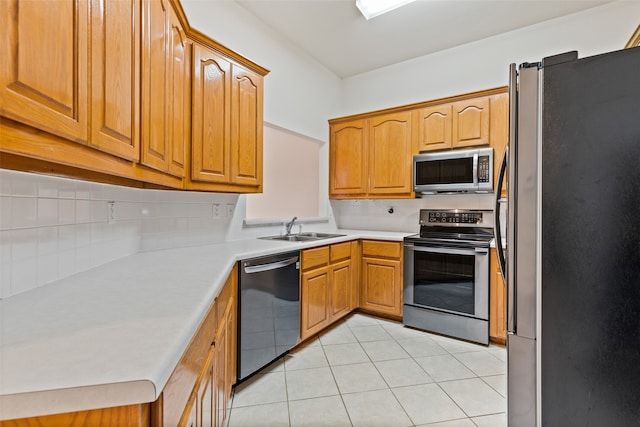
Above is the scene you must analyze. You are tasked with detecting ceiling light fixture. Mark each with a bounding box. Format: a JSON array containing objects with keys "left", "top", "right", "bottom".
[{"left": 356, "top": 0, "right": 416, "bottom": 20}]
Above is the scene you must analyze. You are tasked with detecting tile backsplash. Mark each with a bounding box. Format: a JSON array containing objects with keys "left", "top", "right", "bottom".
[
  {"left": 0, "top": 170, "right": 237, "bottom": 298},
  {"left": 331, "top": 193, "right": 496, "bottom": 233}
]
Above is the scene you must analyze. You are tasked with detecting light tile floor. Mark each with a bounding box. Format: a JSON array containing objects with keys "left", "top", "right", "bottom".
[{"left": 229, "top": 313, "right": 507, "bottom": 427}]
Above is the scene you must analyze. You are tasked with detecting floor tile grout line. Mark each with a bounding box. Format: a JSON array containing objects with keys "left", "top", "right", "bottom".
[
  {"left": 229, "top": 313, "right": 506, "bottom": 426},
  {"left": 319, "top": 330, "right": 356, "bottom": 427},
  {"left": 283, "top": 359, "right": 292, "bottom": 427},
  {"left": 328, "top": 314, "right": 421, "bottom": 426},
  {"left": 342, "top": 314, "right": 441, "bottom": 427},
  {"left": 477, "top": 374, "right": 507, "bottom": 399}
]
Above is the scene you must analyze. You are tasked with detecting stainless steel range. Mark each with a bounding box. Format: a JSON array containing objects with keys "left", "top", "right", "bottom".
[{"left": 403, "top": 209, "right": 493, "bottom": 345}]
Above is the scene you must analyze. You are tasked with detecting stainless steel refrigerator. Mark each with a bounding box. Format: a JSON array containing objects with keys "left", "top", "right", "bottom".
[{"left": 494, "top": 47, "right": 640, "bottom": 426}]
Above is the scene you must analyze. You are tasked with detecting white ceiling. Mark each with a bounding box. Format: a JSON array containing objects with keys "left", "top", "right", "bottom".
[{"left": 235, "top": 0, "right": 610, "bottom": 78}]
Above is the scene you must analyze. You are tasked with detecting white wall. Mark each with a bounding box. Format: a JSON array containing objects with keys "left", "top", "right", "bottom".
[
  {"left": 246, "top": 124, "right": 321, "bottom": 219},
  {"left": 331, "top": 0, "right": 640, "bottom": 232},
  {"left": 181, "top": 0, "right": 342, "bottom": 143},
  {"left": 341, "top": 1, "right": 640, "bottom": 116}
]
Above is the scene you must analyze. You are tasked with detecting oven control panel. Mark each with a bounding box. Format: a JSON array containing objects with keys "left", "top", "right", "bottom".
[{"left": 422, "top": 210, "right": 483, "bottom": 225}]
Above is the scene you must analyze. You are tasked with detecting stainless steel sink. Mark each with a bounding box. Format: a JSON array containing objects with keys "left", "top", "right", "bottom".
[
  {"left": 298, "top": 232, "right": 345, "bottom": 239},
  {"left": 259, "top": 232, "right": 346, "bottom": 242}
]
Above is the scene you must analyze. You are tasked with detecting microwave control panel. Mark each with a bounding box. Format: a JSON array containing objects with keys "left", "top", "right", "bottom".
[{"left": 478, "top": 155, "right": 491, "bottom": 183}]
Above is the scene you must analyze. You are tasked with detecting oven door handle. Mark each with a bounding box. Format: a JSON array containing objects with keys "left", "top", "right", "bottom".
[{"left": 405, "top": 243, "right": 487, "bottom": 256}]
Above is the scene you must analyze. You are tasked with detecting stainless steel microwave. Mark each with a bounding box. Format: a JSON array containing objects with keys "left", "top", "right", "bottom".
[{"left": 413, "top": 147, "right": 493, "bottom": 194}]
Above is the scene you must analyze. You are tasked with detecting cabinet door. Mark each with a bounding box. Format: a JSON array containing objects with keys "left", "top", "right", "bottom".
[
  {"left": 191, "top": 44, "right": 232, "bottom": 184},
  {"left": 360, "top": 257, "right": 402, "bottom": 317},
  {"left": 223, "top": 296, "right": 236, "bottom": 405},
  {"left": 90, "top": 0, "right": 141, "bottom": 161},
  {"left": 489, "top": 93, "right": 509, "bottom": 198},
  {"left": 180, "top": 395, "right": 197, "bottom": 427},
  {"left": 490, "top": 249, "right": 507, "bottom": 344},
  {"left": 329, "top": 259, "right": 352, "bottom": 322},
  {"left": 368, "top": 112, "right": 412, "bottom": 195},
  {"left": 417, "top": 105, "right": 452, "bottom": 151},
  {"left": 329, "top": 120, "right": 368, "bottom": 196},
  {"left": 451, "top": 97, "right": 489, "bottom": 148},
  {"left": 231, "top": 65, "right": 263, "bottom": 187},
  {"left": 0, "top": 0, "right": 88, "bottom": 142},
  {"left": 198, "top": 349, "right": 215, "bottom": 427},
  {"left": 214, "top": 323, "right": 227, "bottom": 427},
  {"left": 141, "top": 0, "right": 169, "bottom": 172},
  {"left": 167, "top": 13, "right": 189, "bottom": 178},
  {"left": 301, "top": 267, "right": 330, "bottom": 340}
]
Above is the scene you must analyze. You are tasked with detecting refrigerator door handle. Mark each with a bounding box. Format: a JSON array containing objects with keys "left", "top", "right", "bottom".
[
  {"left": 494, "top": 146, "right": 508, "bottom": 283},
  {"left": 507, "top": 62, "right": 518, "bottom": 334}
]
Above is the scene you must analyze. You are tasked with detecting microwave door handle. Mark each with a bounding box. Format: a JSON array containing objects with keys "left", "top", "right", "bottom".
[
  {"left": 473, "top": 153, "right": 479, "bottom": 185},
  {"left": 494, "top": 146, "right": 508, "bottom": 283}
]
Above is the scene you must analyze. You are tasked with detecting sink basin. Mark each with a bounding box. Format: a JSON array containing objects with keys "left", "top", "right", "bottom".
[
  {"left": 298, "top": 232, "right": 346, "bottom": 239},
  {"left": 259, "top": 232, "right": 346, "bottom": 242}
]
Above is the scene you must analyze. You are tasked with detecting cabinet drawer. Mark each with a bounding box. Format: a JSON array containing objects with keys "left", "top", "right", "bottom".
[
  {"left": 361, "top": 240, "right": 401, "bottom": 259},
  {"left": 330, "top": 242, "right": 352, "bottom": 263},
  {"left": 302, "top": 246, "right": 330, "bottom": 271}
]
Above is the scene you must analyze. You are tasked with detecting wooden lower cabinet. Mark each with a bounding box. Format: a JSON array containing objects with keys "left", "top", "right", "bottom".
[
  {"left": 329, "top": 259, "right": 353, "bottom": 319},
  {"left": 301, "top": 265, "right": 331, "bottom": 339},
  {"left": 0, "top": 405, "right": 151, "bottom": 427},
  {"left": 359, "top": 240, "right": 403, "bottom": 318},
  {"left": 490, "top": 249, "right": 507, "bottom": 345},
  {"left": 154, "top": 265, "right": 237, "bottom": 427},
  {"left": 300, "top": 242, "right": 357, "bottom": 341}
]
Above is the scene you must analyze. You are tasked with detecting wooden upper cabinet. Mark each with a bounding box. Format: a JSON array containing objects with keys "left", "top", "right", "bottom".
[
  {"left": 0, "top": 0, "right": 89, "bottom": 143},
  {"left": 230, "top": 65, "right": 263, "bottom": 187},
  {"left": 167, "top": 7, "right": 189, "bottom": 178},
  {"left": 451, "top": 97, "right": 489, "bottom": 148},
  {"left": 329, "top": 119, "right": 368, "bottom": 196},
  {"left": 141, "top": 0, "right": 169, "bottom": 172},
  {"left": 190, "top": 43, "right": 264, "bottom": 191},
  {"left": 191, "top": 43, "right": 232, "bottom": 184},
  {"left": 140, "top": 0, "right": 186, "bottom": 178},
  {"left": 1, "top": 0, "right": 267, "bottom": 192},
  {"left": 416, "top": 96, "right": 490, "bottom": 152},
  {"left": 417, "top": 105, "right": 452, "bottom": 151},
  {"left": 89, "top": 0, "right": 141, "bottom": 161},
  {"left": 329, "top": 112, "right": 412, "bottom": 198},
  {"left": 0, "top": 0, "right": 141, "bottom": 161},
  {"left": 368, "top": 111, "right": 412, "bottom": 195}
]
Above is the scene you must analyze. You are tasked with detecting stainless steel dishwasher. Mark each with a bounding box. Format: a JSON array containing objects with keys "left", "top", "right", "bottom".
[{"left": 238, "top": 251, "right": 300, "bottom": 382}]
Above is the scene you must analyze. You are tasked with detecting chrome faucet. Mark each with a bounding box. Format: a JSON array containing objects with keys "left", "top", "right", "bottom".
[{"left": 285, "top": 216, "right": 298, "bottom": 235}]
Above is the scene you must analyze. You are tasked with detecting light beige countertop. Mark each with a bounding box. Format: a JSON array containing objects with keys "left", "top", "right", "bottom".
[{"left": 0, "top": 230, "right": 410, "bottom": 420}]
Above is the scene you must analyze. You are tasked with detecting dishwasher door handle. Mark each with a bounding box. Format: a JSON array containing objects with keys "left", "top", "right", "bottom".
[{"left": 243, "top": 256, "right": 299, "bottom": 274}]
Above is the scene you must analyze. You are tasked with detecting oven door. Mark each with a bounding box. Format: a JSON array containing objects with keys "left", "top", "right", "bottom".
[{"left": 403, "top": 242, "right": 489, "bottom": 320}]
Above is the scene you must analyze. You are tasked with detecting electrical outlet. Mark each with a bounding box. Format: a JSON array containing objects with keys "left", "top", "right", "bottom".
[
  {"left": 212, "top": 203, "right": 221, "bottom": 219},
  {"left": 226, "top": 204, "right": 235, "bottom": 218},
  {"left": 107, "top": 201, "right": 116, "bottom": 224}
]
